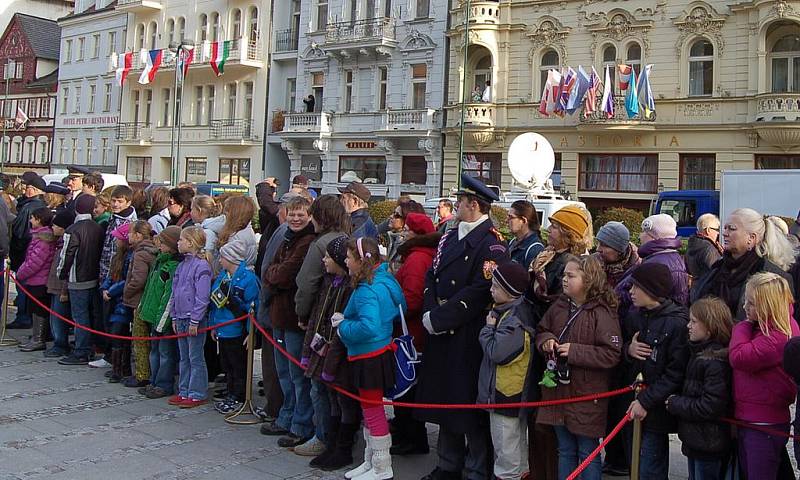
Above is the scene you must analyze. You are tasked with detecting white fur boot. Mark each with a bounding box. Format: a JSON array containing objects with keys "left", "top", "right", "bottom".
[{"left": 352, "top": 434, "right": 393, "bottom": 480}]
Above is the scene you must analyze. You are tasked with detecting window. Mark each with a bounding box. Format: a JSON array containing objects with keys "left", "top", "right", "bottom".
[
  {"left": 680, "top": 154, "right": 715, "bottom": 189},
  {"left": 626, "top": 43, "right": 642, "bottom": 77},
  {"left": 64, "top": 39, "right": 72, "bottom": 63},
  {"left": 344, "top": 70, "right": 354, "bottom": 112},
  {"left": 148, "top": 22, "right": 158, "bottom": 49},
  {"left": 756, "top": 154, "right": 800, "bottom": 169},
  {"left": 88, "top": 84, "right": 96, "bottom": 113},
  {"left": 226, "top": 83, "right": 237, "bottom": 117},
  {"left": 92, "top": 34, "right": 100, "bottom": 59},
  {"left": 248, "top": 7, "right": 259, "bottom": 45},
  {"left": 77, "top": 37, "right": 85, "bottom": 61},
  {"left": 689, "top": 40, "right": 714, "bottom": 97},
  {"left": 402, "top": 156, "right": 426, "bottom": 184},
  {"left": 385, "top": 0, "right": 392, "bottom": 16},
  {"left": 416, "top": 0, "right": 430, "bottom": 18},
  {"left": 101, "top": 138, "right": 109, "bottom": 165},
  {"left": 126, "top": 156, "right": 152, "bottom": 183},
  {"left": 28, "top": 98, "right": 39, "bottom": 118},
  {"left": 243, "top": 82, "right": 254, "bottom": 121},
  {"left": 41, "top": 97, "right": 51, "bottom": 118},
  {"left": 286, "top": 78, "right": 296, "bottom": 111},
  {"left": 292, "top": 0, "right": 301, "bottom": 37},
  {"left": 660, "top": 199, "right": 698, "bottom": 229},
  {"left": 162, "top": 88, "right": 171, "bottom": 126},
  {"left": 552, "top": 153, "right": 562, "bottom": 190},
  {"left": 378, "top": 67, "right": 388, "bottom": 110},
  {"left": 411, "top": 64, "right": 427, "bottom": 109},
  {"left": 339, "top": 156, "right": 387, "bottom": 183},
  {"left": 24, "top": 137, "right": 34, "bottom": 163},
  {"left": 132, "top": 90, "right": 141, "bottom": 123},
  {"left": 177, "top": 17, "right": 186, "bottom": 41},
  {"left": 144, "top": 89, "right": 153, "bottom": 124},
  {"left": 39, "top": 137, "right": 48, "bottom": 164},
  {"left": 73, "top": 86, "right": 81, "bottom": 113},
  {"left": 312, "top": 72, "right": 324, "bottom": 112},
  {"left": 602, "top": 45, "right": 617, "bottom": 88},
  {"left": 167, "top": 19, "right": 175, "bottom": 45},
  {"left": 539, "top": 50, "right": 559, "bottom": 98},
  {"left": 462, "top": 153, "right": 501, "bottom": 184},
  {"left": 219, "top": 158, "right": 250, "bottom": 185},
  {"left": 107, "top": 31, "right": 117, "bottom": 57},
  {"left": 210, "top": 12, "right": 220, "bottom": 42},
  {"left": 199, "top": 14, "right": 208, "bottom": 42},
  {"left": 194, "top": 86, "right": 204, "bottom": 124},
  {"left": 71, "top": 138, "right": 78, "bottom": 164},
  {"left": 579, "top": 154, "right": 658, "bottom": 193},
  {"left": 771, "top": 34, "right": 800, "bottom": 93},
  {"left": 135, "top": 23, "right": 145, "bottom": 50},
  {"left": 186, "top": 157, "right": 207, "bottom": 183},
  {"left": 103, "top": 83, "right": 112, "bottom": 112},
  {"left": 206, "top": 85, "right": 216, "bottom": 123},
  {"left": 58, "top": 138, "right": 64, "bottom": 163},
  {"left": 231, "top": 9, "right": 242, "bottom": 39},
  {"left": 317, "top": 0, "right": 328, "bottom": 30},
  {"left": 86, "top": 137, "right": 93, "bottom": 163}
]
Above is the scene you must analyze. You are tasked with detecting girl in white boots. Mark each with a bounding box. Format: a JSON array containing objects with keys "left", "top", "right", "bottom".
[{"left": 335, "top": 237, "right": 407, "bottom": 480}]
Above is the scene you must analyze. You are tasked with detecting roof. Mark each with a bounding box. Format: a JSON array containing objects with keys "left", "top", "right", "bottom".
[
  {"left": 15, "top": 14, "right": 61, "bottom": 60},
  {"left": 25, "top": 69, "right": 59, "bottom": 88}
]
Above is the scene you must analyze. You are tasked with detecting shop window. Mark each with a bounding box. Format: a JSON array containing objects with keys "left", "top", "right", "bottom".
[
  {"left": 680, "top": 154, "right": 716, "bottom": 189},
  {"left": 126, "top": 156, "right": 152, "bottom": 183},
  {"left": 401, "top": 156, "right": 426, "bottom": 184},
  {"left": 579, "top": 154, "right": 658, "bottom": 193},
  {"left": 756, "top": 154, "right": 800, "bottom": 169},
  {"left": 220, "top": 157, "right": 251, "bottom": 186},
  {"left": 339, "top": 156, "right": 387, "bottom": 183},
  {"left": 462, "top": 152, "right": 501, "bottom": 185},
  {"left": 186, "top": 157, "right": 207, "bottom": 183}
]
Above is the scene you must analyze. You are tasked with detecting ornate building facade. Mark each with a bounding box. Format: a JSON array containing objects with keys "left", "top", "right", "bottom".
[{"left": 444, "top": 0, "right": 800, "bottom": 211}]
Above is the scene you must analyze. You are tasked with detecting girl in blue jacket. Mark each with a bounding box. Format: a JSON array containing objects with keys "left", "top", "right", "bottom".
[
  {"left": 337, "top": 237, "right": 406, "bottom": 480},
  {"left": 208, "top": 242, "right": 260, "bottom": 414},
  {"left": 101, "top": 223, "right": 133, "bottom": 383}
]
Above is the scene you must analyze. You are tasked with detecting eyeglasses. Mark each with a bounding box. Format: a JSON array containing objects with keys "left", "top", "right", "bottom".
[{"left": 507, "top": 214, "right": 521, "bottom": 221}]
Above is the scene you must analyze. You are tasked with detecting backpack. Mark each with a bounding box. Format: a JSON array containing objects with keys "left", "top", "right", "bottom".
[{"left": 386, "top": 305, "right": 421, "bottom": 400}]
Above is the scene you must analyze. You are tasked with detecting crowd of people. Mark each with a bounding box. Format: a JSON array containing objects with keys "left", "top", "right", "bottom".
[{"left": 3, "top": 167, "right": 800, "bottom": 480}]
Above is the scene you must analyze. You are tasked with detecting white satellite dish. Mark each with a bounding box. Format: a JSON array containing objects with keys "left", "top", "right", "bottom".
[{"left": 508, "top": 132, "right": 555, "bottom": 188}]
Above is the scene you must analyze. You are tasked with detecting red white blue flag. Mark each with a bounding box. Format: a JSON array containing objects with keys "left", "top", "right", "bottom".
[{"left": 138, "top": 49, "right": 163, "bottom": 85}]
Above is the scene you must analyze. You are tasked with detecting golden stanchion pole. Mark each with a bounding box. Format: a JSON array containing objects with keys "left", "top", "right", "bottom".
[
  {"left": 630, "top": 373, "right": 645, "bottom": 480},
  {"left": 225, "top": 315, "right": 261, "bottom": 425},
  {"left": 0, "top": 259, "right": 20, "bottom": 347}
]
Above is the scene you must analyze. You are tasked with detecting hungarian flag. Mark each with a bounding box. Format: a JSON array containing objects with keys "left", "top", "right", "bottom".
[
  {"left": 584, "top": 67, "right": 601, "bottom": 117},
  {"left": 138, "top": 49, "right": 163, "bottom": 85},
  {"left": 209, "top": 40, "right": 231, "bottom": 77},
  {"left": 115, "top": 52, "right": 133, "bottom": 86},
  {"left": 618, "top": 64, "right": 632, "bottom": 90},
  {"left": 600, "top": 65, "right": 615, "bottom": 119}
]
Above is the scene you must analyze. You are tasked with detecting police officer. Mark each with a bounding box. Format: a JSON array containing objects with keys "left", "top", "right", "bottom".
[
  {"left": 63, "top": 165, "right": 92, "bottom": 212},
  {"left": 415, "top": 173, "right": 509, "bottom": 480}
]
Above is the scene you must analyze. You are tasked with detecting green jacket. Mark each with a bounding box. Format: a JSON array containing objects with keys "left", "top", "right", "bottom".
[{"left": 139, "top": 252, "right": 180, "bottom": 333}]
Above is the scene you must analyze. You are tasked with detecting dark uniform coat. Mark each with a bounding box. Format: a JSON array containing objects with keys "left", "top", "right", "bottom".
[{"left": 414, "top": 217, "right": 509, "bottom": 433}]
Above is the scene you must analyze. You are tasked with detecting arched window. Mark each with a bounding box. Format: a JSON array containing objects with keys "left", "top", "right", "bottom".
[
  {"left": 135, "top": 23, "right": 145, "bottom": 50},
  {"left": 540, "top": 50, "right": 560, "bottom": 96},
  {"left": 148, "top": 21, "right": 158, "bottom": 49},
  {"left": 199, "top": 14, "right": 208, "bottom": 42},
  {"left": 166, "top": 19, "right": 175, "bottom": 46},
  {"left": 177, "top": 17, "right": 186, "bottom": 41},
  {"left": 626, "top": 43, "right": 642, "bottom": 76},
  {"left": 231, "top": 9, "right": 242, "bottom": 39},
  {"left": 248, "top": 7, "right": 259, "bottom": 45},
  {"left": 603, "top": 44, "right": 617, "bottom": 88},
  {"left": 689, "top": 39, "right": 714, "bottom": 96},
  {"left": 771, "top": 34, "right": 800, "bottom": 92},
  {"left": 210, "top": 12, "right": 220, "bottom": 41}
]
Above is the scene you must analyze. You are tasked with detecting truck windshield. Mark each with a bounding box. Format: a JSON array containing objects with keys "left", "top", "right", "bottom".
[{"left": 660, "top": 200, "right": 697, "bottom": 228}]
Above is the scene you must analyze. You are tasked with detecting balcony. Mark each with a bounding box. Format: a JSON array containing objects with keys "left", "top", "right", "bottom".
[
  {"left": 380, "top": 109, "right": 440, "bottom": 133},
  {"left": 117, "top": 0, "right": 162, "bottom": 12},
  {"left": 281, "top": 112, "right": 334, "bottom": 135},
  {"left": 453, "top": 1, "right": 500, "bottom": 26},
  {"left": 274, "top": 28, "right": 299, "bottom": 53},
  {"left": 209, "top": 119, "right": 258, "bottom": 143},
  {"left": 579, "top": 96, "right": 656, "bottom": 129},
  {"left": 129, "top": 39, "right": 263, "bottom": 74},
  {"left": 461, "top": 104, "right": 495, "bottom": 126},
  {"left": 755, "top": 93, "right": 800, "bottom": 122},
  {"left": 324, "top": 17, "right": 397, "bottom": 55},
  {"left": 116, "top": 122, "right": 152, "bottom": 145}
]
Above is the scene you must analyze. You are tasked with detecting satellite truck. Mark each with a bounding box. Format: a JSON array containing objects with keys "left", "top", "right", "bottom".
[{"left": 426, "top": 133, "right": 584, "bottom": 229}]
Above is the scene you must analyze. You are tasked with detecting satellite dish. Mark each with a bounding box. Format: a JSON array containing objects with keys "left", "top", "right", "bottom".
[{"left": 508, "top": 133, "right": 555, "bottom": 188}]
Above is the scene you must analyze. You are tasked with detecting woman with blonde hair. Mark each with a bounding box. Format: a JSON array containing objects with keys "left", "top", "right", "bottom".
[
  {"left": 191, "top": 194, "right": 224, "bottom": 253},
  {"left": 729, "top": 272, "right": 799, "bottom": 479}
]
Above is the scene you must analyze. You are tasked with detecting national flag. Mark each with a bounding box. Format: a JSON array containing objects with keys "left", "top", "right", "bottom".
[
  {"left": 545, "top": 69, "right": 561, "bottom": 116},
  {"left": 538, "top": 71, "right": 553, "bottom": 117},
  {"left": 176, "top": 46, "right": 193, "bottom": 84},
  {"left": 552, "top": 68, "right": 568, "bottom": 117},
  {"left": 618, "top": 64, "right": 632, "bottom": 90},
  {"left": 208, "top": 40, "right": 231, "bottom": 77},
  {"left": 637, "top": 64, "right": 655, "bottom": 119},
  {"left": 600, "top": 65, "right": 615, "bottom": 119},
  {"left": 15, "top": 106, "right": 28, "bottom": 126},
  {"left": 566, "top": 66, "right": 591, "bottom": 115},
  {"left": 625, "top": 67, "right": 639, "bottom": 118},
  {"left": 557, "top": 67, "right": 577, "bottom": 114},
  {"left": 584, "top": 67, "right": 601, "bottom": 117},
  {"left": 115, "top": 51, "right": 133, "bottom": 86},
  {"left": 138, "top": 49, "right": 163, "bottom": 85}
]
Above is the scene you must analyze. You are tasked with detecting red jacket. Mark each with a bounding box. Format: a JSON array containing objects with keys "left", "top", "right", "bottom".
[{"left": 395, "top": 232, "right": 441, "bottom": 350}]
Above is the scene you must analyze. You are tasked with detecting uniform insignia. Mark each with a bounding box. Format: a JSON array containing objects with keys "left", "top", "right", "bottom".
[
  {"left": 489, "top": 244, "right": 506, "bottom": 253},
  {"left": 489, "top": 226, "right": 504, "bottom": 241},
  {"left": 483, "top": 260, "right": 497, "bottom": 280}
]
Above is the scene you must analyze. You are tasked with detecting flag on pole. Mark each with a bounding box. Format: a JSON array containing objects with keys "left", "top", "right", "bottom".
[
  {"left": 208, "top": 40, "right": 231, "bottom": 77},
  {"left": 637, "top": 64, "right": 655, "bottom": 119},
  {"left": 566, "top": 66, "right": 591, "bottom": 115},
  {"left": 546, "top": 69, "right": 561, "bottom": 116},
  {"left": 115, "top": 51, "right": 133, "bottom": 86},
  {"left": 138, "top": 49, "right": 163, "bottom": 84},
  {"left": 600, "top": 65, "right": 614, "bottom": 119},
  {"left": 625, "top": 67, "right": 639, "bottom": 118},
  {"left": 584, "top": 67, "right": 601, "bottom": 118},
  {"left": 618, "top": 64, "right": 632, "bottom": 90},
  {"left": 15, "top": 106, "right": 28, "bottom": 127},
  {"left": 538, "top": 71, "right": 553, "bottom": 117},
  {"left": 558, "top": 67, "right": 577, "bottom": 114},
  {"left": 176, "top": 47, "right": 193, "bottom": 84}
]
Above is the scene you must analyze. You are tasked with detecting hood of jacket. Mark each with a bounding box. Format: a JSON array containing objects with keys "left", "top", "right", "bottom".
[
  {"left": 373, "top": 263, "right": 407, "bottom": 309},
  {"left": 397, "top": 231, "right": 442, "bottom": 259},
  {"left": 638, "top": 237, "right": 683, "bottom": 258},
  {"left": 690, "top": 340, "right": 728, "bottom": 361},
  {"left": 134, "top": 238, "right": 159, "bottom": 256},
  {"left": 114, "top": 206, "right": 137, "bottom": 222},
  {"left": 202, "top": 214, "right": 226, "bottom": 233},
  {"left": 31, "top": 225, "right": 55, "bottom": 243}
]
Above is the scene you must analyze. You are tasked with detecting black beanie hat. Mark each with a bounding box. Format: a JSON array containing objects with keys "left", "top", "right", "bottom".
[
  {"left": 630, "top": 262, "right": 673, "bottom": 300},
  {"left": 326, "top": 235, "right": 349, "bottom": 272},
  {"left": 53, "top": 209, "right": 76, "bottom": 229},
  {"left": 75, "top": 194, "right": 96, "bottom": 215},
  {"left": 492, "top": 262, "right": 529, "bottom": 298}
]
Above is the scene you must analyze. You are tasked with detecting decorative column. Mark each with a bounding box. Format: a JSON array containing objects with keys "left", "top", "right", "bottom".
[
  {"left": 377, "top": 139, "right": 400, "bottom": 198},
  {"left": 281, "top": 140, "right": 301, "bottom": 178},
  {"left": 314, "top": 138, "right": 338, "bottom": 193},
  {"left": 418, "top": 136, "right": 442, "bottom": 198}
]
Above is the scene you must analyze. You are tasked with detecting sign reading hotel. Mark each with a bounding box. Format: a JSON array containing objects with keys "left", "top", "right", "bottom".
[{"left": 60, "top": 115, "right": 119, "bottom": 127}]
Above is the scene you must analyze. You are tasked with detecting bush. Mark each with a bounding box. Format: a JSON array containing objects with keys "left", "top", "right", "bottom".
[
  {"left": 369, "top": 200, "right": 397, "bottom": 225},
  {"left": 593, "top": 207, "right": 645, "bottom": 243},
  {"left": 490, "top": 205, "right": 512, "bottom": 241}
]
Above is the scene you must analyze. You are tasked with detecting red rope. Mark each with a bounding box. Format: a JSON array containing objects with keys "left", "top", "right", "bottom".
[
  {"left": 566, "top": 414, "right": 631, "bottom": 480},
  {"left": 8, "top": 272, "right": 248, "bottom": 341},
  {"left": 721, "top": 417, "right": 797, "bottom": 439}
]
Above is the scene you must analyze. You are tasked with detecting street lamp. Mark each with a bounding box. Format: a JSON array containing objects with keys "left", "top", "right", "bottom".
[
  {"left": 1, "top": 59, "right": 15, "bottom": 175},
  {"left": 456, "top": 0, "right": 471, "bottom": 190},
  {"left": 169, "top": 40, "right": 194, "bottom": 186}
]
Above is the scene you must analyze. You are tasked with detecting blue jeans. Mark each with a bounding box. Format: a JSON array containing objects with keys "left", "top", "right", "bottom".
[
  {"left": 68, "top": 288, "right": 97, "bottom": 359},
  {"left": 638, "top": 430, "right": 669, "bottom": 480},
  {"left": 311, "top": 379, "right": 330, "bottom": 441},
  {"left": 553, "top": 425, "right": 602, "bottom": 480},
  {"left": 687, "top": 457, "right": 726, "bottom": 480},
  {"left": 174, "top": 318, "right": 208, "bottom": 400},
  {"left": 150, "top": 330, "right": 178, "bottom": 394},
  {"left": 49, "top": 295, "right": 71, "bottom": 353},
  {"left": 273, "top": 328, "right": 314, "bottom": 438}
]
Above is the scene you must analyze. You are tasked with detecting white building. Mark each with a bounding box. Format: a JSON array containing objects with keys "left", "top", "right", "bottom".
[
  {"left": 0, "top": 0, "right": 73, "bottom": 35},
  {"left": 271, "top": 0, "right": 448, "bottom": 200},
  {"left": 54, "top": 0, "right": 129, "bottom": 173},
  {"left": 114, "top": 0, "right": 269, "bottom": 188}
]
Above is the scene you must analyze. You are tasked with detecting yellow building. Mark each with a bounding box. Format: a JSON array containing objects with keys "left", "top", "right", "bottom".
[{"left": 444, "top": 0, "right": 800, "bottom": 211}]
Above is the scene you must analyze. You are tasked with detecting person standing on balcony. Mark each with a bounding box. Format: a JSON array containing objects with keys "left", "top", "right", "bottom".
[
  {"left": 304, "top": 95, "right": 316, "bottom": 113},
  {"left": 482, "top": 80, "right": 492, "bottom": 103}
]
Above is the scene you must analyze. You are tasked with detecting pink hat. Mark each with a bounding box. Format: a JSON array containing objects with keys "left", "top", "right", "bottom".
[
  {"left": 641, "top": 214, "right": 677, "bottom": 240},
  {"left": 111, "top": 223, "right": 130, "bottom": 242}
]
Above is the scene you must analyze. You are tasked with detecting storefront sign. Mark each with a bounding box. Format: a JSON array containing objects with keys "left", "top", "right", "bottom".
[
  {"left": 555, "top": 134, "right": 680, "bottom": 148},
  {"left": 346, "top": 141, "right": 376, "bottom": 149},
  {"left": 61, "top": 115, "right": 119, "bottom": 126},
  {"left": 300, "top": 155, "right": 322, "bottom": 181}
]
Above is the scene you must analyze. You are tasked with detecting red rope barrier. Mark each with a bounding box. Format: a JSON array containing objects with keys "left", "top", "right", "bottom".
[
  {"left": 8, "top": 272, "right": 248, "bottom": 341},
  {"left": 566, "top": 414, "right": 631, "bottom": 480},
  {"left": 721, "top": 417, "right": 797, "bottom": 439}
]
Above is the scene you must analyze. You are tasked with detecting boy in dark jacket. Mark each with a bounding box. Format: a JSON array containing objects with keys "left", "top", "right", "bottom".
[{"left": 623, "top": 263, "right": 690, "bottom": 480}]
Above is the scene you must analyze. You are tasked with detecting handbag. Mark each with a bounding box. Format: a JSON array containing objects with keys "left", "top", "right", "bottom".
[{"left": 386, "top": 304, "right": 421, "bottom": 400}]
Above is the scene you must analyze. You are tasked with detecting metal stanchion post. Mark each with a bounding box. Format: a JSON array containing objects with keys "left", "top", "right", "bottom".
[
  {"left": 0, "top": 260, "right": 20, "bottom": 347},
  {"left": 630, "top": 373, "right": 644, "bottom": 480},
  {"left": 225, "top": 316, "right": 261, "bottom": 425}
]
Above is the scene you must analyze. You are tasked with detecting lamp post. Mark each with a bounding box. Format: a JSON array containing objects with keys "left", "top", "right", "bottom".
[
  {"left": 456, "top": 0, "right": 471, "bottom": 190},
  {"left": 169, "top": 40, "right": 194, "bottom": 186},
  {"left": 1, "top": 59, "right": 15, "bottom": 175}
]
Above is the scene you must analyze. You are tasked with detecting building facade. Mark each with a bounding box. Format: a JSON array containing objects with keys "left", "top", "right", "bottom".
[
  {"left": 115, "top": 0, "right": 269, "bottom": 188},
  {"left": 0, "top": 14, "right": 61, "bottom": 175},
  {"left": 273, "top": 0, "right": 449, "bottom": 200},
  {"left": 444, "top": 0, "right": 800, "bottom": 211},
  {"left": 0, "top": 0, "right": 73, "bottom": 36},
  {"left": 54, "top": 0, "right": 129, "bottom": 173}
]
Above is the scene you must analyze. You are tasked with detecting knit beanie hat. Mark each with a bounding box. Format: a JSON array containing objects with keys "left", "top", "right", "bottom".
[
  {"left": 549, "top": 205, "right": 590, "bottom": 237},
  {"left": 111, "top": 223, "right": 130, "bottom": 242},
  {"left": 405, "top": 212, "right": 435, "bottom": 235},
  {"left": 596, "top": 221, "right": 630, "bottom": 254},
  {"left": 75, "top": 194, "right": 96, "bottom": 215},
  {"left": 220, "top": 239, "right": 247, "bottom": 265},
  {"left": 630, "top": 262, "right": 673, "bottom": 300},
  {"left": 157, "top": 226, "right": 181, "bottom": 252},
  {"left": 326, "top": 235, "right": 349, "bottom": 271},
  {"left": 492, "top": 262, "right": 529, "bottom": 298},
  {"left": 52, "top": 209, "right": 76, "bottom": 230},
  {"left": 641, "top": 214, "right": 677, "bottom": 240}
]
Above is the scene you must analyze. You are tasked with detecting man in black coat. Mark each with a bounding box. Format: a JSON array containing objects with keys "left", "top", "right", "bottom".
[{"left": 415, "top": 174, "right": 509, "bottom": 480}]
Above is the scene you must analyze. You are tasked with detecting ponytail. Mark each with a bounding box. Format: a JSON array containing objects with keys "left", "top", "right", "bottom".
[{"left": 759, "top": 216, "right": 797, "bottom": 271}]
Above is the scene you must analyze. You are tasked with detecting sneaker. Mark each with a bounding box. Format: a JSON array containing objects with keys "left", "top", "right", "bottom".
[
  {"left": 145, "top": 387, "right": 171, "bottom": 399},
  {"left": 138, "top": 385, "right": 153, "bottom": 396},
  {"left": 214, "top": 398, "right": 241, "bottom": 414},
  {"left": 104, "top": 370, "right": 113, "bottom": 378},
  {"left": 178, "top": 398, "right": 208, "bottom": 409},
  {"left": 254, "top": 406, "right": 275, "bottom": 423},
  {"left": 293, "top": 436, "right": 326, "bottom": 456},
  {"left": 278, "top": 433, "right": 311, "bottom": 449},
  {"left": 260, "top": 421, "right": 289, "bottom": 436},
  {"left": 58, "top": 355, "right": 89, "bottom": 366},
  {"left": 88, "top": 358, "right": 112, "bottom": 368},
  {"left": 19, "top": 341, "right": 46, "bottom": 352},
  {"left": 6, "top": 321, "right": 32, "bottom": 330},
  {"left": 44, "top": 348, "right": 69, "bottom": 358},
  {"left": 168, "top": 395, "right": 187, "bottom": 405}
]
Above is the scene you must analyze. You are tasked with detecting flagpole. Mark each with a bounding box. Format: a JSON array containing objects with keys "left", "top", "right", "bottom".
[
  {"left": 1, "top": 60, "right": 12, "bottom": 176},
  {"left": 169, "top": 49, "right": 179, "bottom": 186},
  {"left": 456, "top": 0, "right": 470, "bottom": 190}
]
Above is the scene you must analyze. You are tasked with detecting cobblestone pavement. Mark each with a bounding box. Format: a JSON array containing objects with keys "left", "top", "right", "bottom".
[{"left": 0, "top": 325, "right": 698, "bottom": 479}]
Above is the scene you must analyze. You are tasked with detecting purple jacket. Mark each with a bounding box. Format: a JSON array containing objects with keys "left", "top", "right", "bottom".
[
  {"left": 170, "top": 254, "right": 213, "bottom": 324},
  {"left": 618, "top": 237, "right": 688, "bottom": 317},
  {"left": 17, "top": 226, "right": 57, "bottom": 287}
]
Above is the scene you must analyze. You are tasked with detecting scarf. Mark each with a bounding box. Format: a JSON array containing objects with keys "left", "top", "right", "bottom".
[
  {"left": 531, "top": 247, "right": 567, "bottom": 300},
  {"left": 714, "top": 250, "right": 762, "bottom": 313},
  {"left": 601, "top": 243, "right": 640, "bottom": 287}
]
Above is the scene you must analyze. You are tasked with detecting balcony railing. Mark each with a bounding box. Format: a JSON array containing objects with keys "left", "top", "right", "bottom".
[
  {"left": 580, "top": 96, "right": 656, "bottom": 124},
  {"left": 129, "top": 39, "right": 262, "bottom": 71},
  {"left": 462, "top": 104, "right": 495, "bottom": 126},
  {"left": 453, "top": 1, "right": 500, "bottom": 26},
  {"left": 381, "top": 109, "right": 440, "bottom": 131},
  {"left": 282, "top": 112, "right": 334, "bottom": 134},
  {"left": 325, "top": 17, "right": 395, "bottom": 44},
  {"left": 116, "top": 122, "right": 152, "bottom": 142},
  {"left": 755, "top": 93, "right": 800, "bottom": 121},
  {"left": 274, "top": 28, "right": 299, "bottom": 53},
  {"left": 117, "top": 0, "right": 162, "bottom": 10},
  {"left": 209, "top": 119, "right": 255, "bottom": 141}
]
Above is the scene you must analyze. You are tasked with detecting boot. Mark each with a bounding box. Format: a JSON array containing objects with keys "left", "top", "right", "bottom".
[
  {"left": 390, "top": 420, "right": 429, "bottom": 455},
  {"left": 19, "top": 314, "right": 46, "bottom": 352},
  {"left": 121, "top": 347, "right": 132, "bottom": 378},
  {"left": 344, "top": 428, "right": 372, "bottom": 479},
  {"left": 352, "top": 434, "right": 393, "bottom": 480},
  {"left": 108, "top": 349, "right": 123, "bottom": 383},
  {"left": 318, "top": 421, "right": 359, "bottom": 471},
  {"left": 310, "top": 415, "right": 341, "bottom": 468}
]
